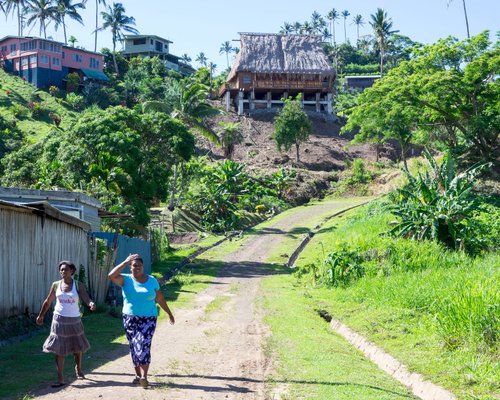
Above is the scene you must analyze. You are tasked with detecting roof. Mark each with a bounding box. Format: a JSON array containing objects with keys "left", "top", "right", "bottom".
[
  {"left": 0, "top": 187, "right": 102, "bottom": 208},
  {"left": 227, "top": 33, "right": 334, "bottom": 81},
  {"left": 0, "top": 36, "right": 104, "bottom": 55},
  {"left": 81, "top": 68, "right": 110, "bottom": 81},
  {"left": 0, "top": 200, "right": 91, "bottom": 231},
  {"left": 124, "top": 34, "right": 173, "bottom": 44}
]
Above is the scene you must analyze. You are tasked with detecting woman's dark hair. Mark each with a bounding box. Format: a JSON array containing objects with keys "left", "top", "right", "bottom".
[
  {"left": 131, "top": 256, "right": 144, "bottom": 265},
  {"left": 58, "top": 260, "right": 77, "bottom": 274}
]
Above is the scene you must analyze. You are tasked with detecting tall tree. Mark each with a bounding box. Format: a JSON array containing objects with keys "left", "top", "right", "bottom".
[
  {"left": 280, "top": 22, "right": 293, "bottom": 35},
  {"left": 341, "top": 10, "right": 350, "bottom": 43},
  {"left": 219, "top": 41, "right": 234, "bottom": 69},
  {"left": 25, "top": 0, "right": 58, "bottom": 39},
  {"left": 54, "top": 0, "right": 86, "bottom": 44},
  {"left": 310, "top": 11, "right": 325, "bottom": 34},
  {"left": 195, "top": 52, "right": 207, "bottom": 67},
  {"left": 447, "top": 0, "right": 470, "bottom": 38},
  {"left": 3, "top": 0, "right": 32, "bottom": 36},
  {"left": 180, "top": 53, "right": 191, "bottom": 66},
  {"left": 370, "top": 8, "right": 398, "bottom": 76},
  {"left": 273, "top": 95, "right": 312, "bottom": 163},
  {"left": 352, "top": 14, "right": 365, "bottom": 42},
  {"left": 93, "top": 0, "right": 105, "bottom": 51},
  {"left": 98, "top": 2, "right": 138, "bottom": 75},
  {"left": 326, "top": 8, "right": 339, "bottom": 44}
]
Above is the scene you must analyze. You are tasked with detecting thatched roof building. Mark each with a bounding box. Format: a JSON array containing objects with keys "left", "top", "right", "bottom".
[
  {"left": 222, "top": 33, "right": 335, "bottom": 115},
  {"left": 227, "top": 33, "right": 334, "bottom": 81}
]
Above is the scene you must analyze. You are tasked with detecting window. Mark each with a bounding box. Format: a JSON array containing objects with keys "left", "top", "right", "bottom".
[
  {"left": 242, "top": 75, "right": 251, "bottom": 84},
  {"left": 62, "top": 51, "right": 65, "bottom": 59},
  {"left": 155, "top": 41, "right": 163, "bottom": 52},
  {"left": 10, "top": 44, "right": 17, "bottom": 54},
  {"left": 133, "top": 38, "right": 146, "bottom": 45},
  {"left": 20, "top": 40, "right": 37, "bottom": 51},
  {"left": 150, "top": 39, "right": 154, "bottom": 44},
  {"left": 29, "top": 55, "right": 37, "bottom": 64},
  {"left": 52, "top": 57, "right": 60, "bottom": 66},
  {"left": 40, "top": 54, "right": 49, "bottom": 64},
  {"left": 1, "top": 46, "right": 7, "bottom": 53},
  {"left": 72, "top": 53, "right": 83, "bottom": 63},
  {"left": 89, "top": 57, "right": 99, "bottom": 68},
  {"left": 21, "top": 57, "right": 28, "bottom": 66}
]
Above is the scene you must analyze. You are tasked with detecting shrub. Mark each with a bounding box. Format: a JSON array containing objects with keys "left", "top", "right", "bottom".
[
  {"left": 389, "top": 150, "right": 490, "bottom": 253},
  {"left": 321, "top": 244, "right": 365, "bottom": 287},
  {"left": 49, "top": 85, "right": 60, "bottom": 97},
  {"left": 27, "top": 101, "right": 43, "bottom": 117},
  {"left": 10, "top": 103, "right": 26, "bottom": 118},
  {"left": 65, "top": 92, "right": 85, "bottom": 110}
]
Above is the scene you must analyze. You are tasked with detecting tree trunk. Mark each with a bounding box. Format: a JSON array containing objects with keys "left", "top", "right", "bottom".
[
  {"left": 295, "top": 143, "right": 300, "bottom": 163},
  {"left": 112, "top": 41, "right": 119, "bottom": 76},
  {"left": 167, "top": 163, "right": 179, "bottom": 211},
  {"left": 400, "top": 142, "right": 408, "bottom": 171},
  {"left": 94, "top": 0, "right": 98, "bottom": 52},
  {"left": 462, "top": 0, "right": 470, "bottom": 38},
  {"left": 63, "top": 18, "right": 67, "bottom": 44}
]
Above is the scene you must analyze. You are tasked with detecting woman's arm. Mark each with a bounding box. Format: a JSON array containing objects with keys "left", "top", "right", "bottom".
[
  {"left": 108, "top": 254, "right": 139, "bottom": 287},
  {"left": 78, "top": 282, "right": 96, "bottom": 311},
  {"left": 36, "top": 285, "right": 56, "bottom": 325},
  {"left": 155, "top": 289, "right": 175, "bottom": 325}
]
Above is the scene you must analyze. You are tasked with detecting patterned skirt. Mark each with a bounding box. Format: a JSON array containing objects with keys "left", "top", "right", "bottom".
[
  {"left": 43, "top": 314, "right": 90, "bottom": 356},
  {"left": 123, "top": 314, "right": 157, "bottom": 366}
]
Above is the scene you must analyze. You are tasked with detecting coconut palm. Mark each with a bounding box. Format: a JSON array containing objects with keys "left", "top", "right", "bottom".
[
  {"left": 93, "top": 0, "right": 105, "bottom": 51},
  {"left": 180, "top": 53, "right": 191, "bottom": 66},
  {"left": 292, "top": 21, "right": 301, "bottom": 34},
  {"left": 447, "top": 0, "right": 470, "bottom": 38},
  {"left": 370, "top": 8, "right": 398, "bottom": 76},
  {"left": 219, "top": 41, "right": 234, "bottom": 69},
  {"left": 326, "top": 8, "right": 339, "bottom": 44},
  {"left": 98, "top": 2, "right": 138, "bottom": 74},
  {"left": 4, "top": 0, "right": 33, "bottom": 35},
  {"left": 310, "top": 11, "right": 325, "bottom": 34},
  {"left": 54, "top": 0, "right": 86, "bottom": 44},
  {"left": 280, "top": 21, "right": 293, "bottom": 35},
  {"left": 352, "top": 14, "right": 365, "bottom": 42},
  {"left": 219, "top": 121, "right": 243, "bottom": 160},
  {"left": 195, "top": 52, "right": 207, "bottom": 68},
  {"left": 67, "top": 34, "right": 77, "bottom": 46},
  {"left": 300, "top": 21, "right": 313, "bottom": 34},
  {"left": 25, "top": 0, "right": 58, "bottom": 39},
  {"left": 341, "top": 10, "right": 350, "bottom": 43}
]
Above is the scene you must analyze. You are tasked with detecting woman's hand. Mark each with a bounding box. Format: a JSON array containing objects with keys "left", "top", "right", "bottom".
[
  {"left": 89, "top": 301, "right": 96, "bottom": 311},
  {"left": 36, "top": 315, "right": 44, "bottom": 326},
  {"left": 168, "top": 313, "right": 175, "bottom": 325}
]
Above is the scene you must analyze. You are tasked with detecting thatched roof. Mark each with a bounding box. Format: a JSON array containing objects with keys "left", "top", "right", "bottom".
[{"left": 227, "top": 33, "right": 334, "bottom": 81}]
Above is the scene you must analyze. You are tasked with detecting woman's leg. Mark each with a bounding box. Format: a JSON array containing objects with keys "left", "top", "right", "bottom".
[
  {"left": 55, "top": 355, "right": 65, "bottom": 383},
  {"left": 73, "top": 352, "right": 84, "bottom": 377},
  {"left": 139, "top": 363, "right": 149, "bottom": 380}
]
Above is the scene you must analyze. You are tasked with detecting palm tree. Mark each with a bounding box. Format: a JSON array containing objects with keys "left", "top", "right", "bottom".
[
  {"left": 67, "top": 34, "right": 77, "bottom": 46},
  {"left": 447, "top": 0, "right": 470, "bottom": 38},
  {"left": 219, "top": 121, "right": 242, "bottom": 160},
  {"left": 93, "top": 0, "right": 105, "bottom": 51},
  {"left": 280, "top": 21, "right": 293, "bottom": 35},
  {"left": 4, "top": 0, "right": 32, "bottom": 35},
  {"left": 25, "top": 0, "right": 58, "bottom": 39},
  {"left": 370, "top": 8, "right": 398, "bottom": 77},
  {"left": 180, "top": 53, "right": 191, "bottom": 66},
  {"left": 300, "top": 21, "right": 313, "bottom": 34},
  {"left": 292, "top": 21, "right": 301, "bottom": 34},
  {"left": 98, "top": 2, "right": 138, "bottom": 74},
  {"left": 54, "top": 0, "right": 86, "bottom": 44},
  {"left": 219, "top": 41, "right": 234, "bottom": 69},
  {"left": 195, "top": 52, "right": 207, "bottom": 68},
  {"left": 310, "top": 11, "right": 325, "bottom": 34},
  {"left": 208, "top": 61, "right": 216, "bottom": 93},
  {"left": 341, "top": 10, "right": 350, "bottom": 43},
  {"left": 352, "top": 14, "right": 365, "bottom": 42},
  {"left": 326, "top": 8, "right": 339, "bottom": 44}
]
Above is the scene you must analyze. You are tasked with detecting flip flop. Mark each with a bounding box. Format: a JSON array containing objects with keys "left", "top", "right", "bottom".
[
  {"left": 51, "top": 382, "right": 65, "bottom": 388},
  {"left": 132, "top": 376, "right": 141, "bottom": 384},
  {"left": 75, "top": 366, "right": 85, "bottom": 379},
  {"left": 139, "top": 378, "right": 149, "bottom": 388}
]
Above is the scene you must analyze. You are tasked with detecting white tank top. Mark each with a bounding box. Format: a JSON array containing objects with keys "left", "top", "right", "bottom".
[{"left": 54, "top": 279, "right": 81, "bottom": 317}]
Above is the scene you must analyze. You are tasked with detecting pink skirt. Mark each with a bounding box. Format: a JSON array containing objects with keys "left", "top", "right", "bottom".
[{"left": 42, "top": 314, "right": 90, "bottom": 356}]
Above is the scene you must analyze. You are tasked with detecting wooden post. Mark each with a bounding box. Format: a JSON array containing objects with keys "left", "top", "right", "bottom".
[
  {"left": 225, "top": 91, "right": 231, "bottom": 112},
  {"left": 267, "top": 91, "right": 272, "bottom": 108},
  {"left": 250, "top": 89, "right": 255, "bottom": 110},
  {"left": 238, "top": 91, "right": 244, "bottom": 115},
  {"left": 327, "top": 93, "right": 333, "bottom": 114},
  {"left": 316, "top": 92, "right": 321, "bottom": 112}
]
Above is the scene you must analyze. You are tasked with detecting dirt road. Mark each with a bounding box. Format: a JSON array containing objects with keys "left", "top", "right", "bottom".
[{"left": 32, "top": 199, "right": 367, "bottom": 400}]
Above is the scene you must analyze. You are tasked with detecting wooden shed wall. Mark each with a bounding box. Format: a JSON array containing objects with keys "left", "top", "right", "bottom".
[{"left": 0, "top": 206, "right": 89, "bottom": 318}]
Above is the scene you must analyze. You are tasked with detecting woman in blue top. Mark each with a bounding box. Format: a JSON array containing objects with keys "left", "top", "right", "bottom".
[{"left": 108, "top": 254, "right": 175, "bottom": 388}]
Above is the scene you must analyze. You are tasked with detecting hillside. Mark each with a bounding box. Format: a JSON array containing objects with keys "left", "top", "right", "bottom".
[{"left": 0, "top": 69, "right": 77, "bottom": 141}]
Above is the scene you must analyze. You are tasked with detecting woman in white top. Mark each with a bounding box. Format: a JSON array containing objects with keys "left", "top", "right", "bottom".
[{"left": 37, "top": 261, "right": 96, "bottom": 388}]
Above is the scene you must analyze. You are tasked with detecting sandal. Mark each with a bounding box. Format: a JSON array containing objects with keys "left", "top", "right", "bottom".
[
  {"left": 139, "top": 377, "right": 149, "bottom": 388},
  {"left": 75, "top": 366, "right": 85, "bottom": 379},
  {"left": 132, "top": 376, "right": 141, "bottom": 384},
  {"left": 51, "top": 382, "right": 65, "bottom": 388}
]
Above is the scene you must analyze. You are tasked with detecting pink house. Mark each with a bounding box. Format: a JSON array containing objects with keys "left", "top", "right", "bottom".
[{"left": 0, "top": 36, "right": 109, "bottom": 88}]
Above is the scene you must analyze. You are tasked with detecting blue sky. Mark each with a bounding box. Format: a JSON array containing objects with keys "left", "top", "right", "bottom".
[{"left": 1, "top": 0, "right": 499, "bottom": 73}]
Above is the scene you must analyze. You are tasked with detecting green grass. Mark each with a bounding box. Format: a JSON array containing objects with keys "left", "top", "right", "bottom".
[
  {"left": 0, "top": 69, "right": 78, "bottom": 141},
  {"left": 276, "top": 200, "right": 500, "bottom": 400},
  {"left": 261, "top": 271, "right": 416, "bottom": 399}
]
